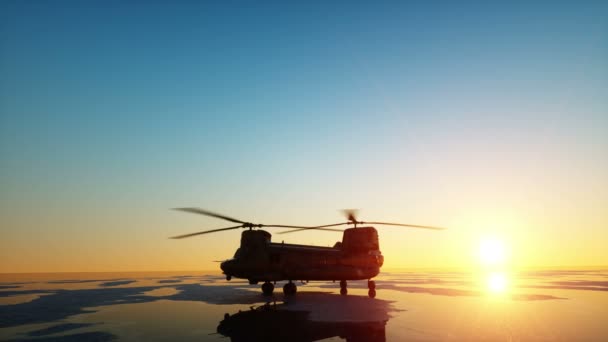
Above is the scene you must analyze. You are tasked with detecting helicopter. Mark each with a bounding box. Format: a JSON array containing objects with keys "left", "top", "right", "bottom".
[{"left": 171, "top": 208, "right": 444, "bottom": 298}]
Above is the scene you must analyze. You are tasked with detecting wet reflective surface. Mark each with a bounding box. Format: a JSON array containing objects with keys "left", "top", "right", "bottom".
[{"left": 1, "top": 269, "right": 607, "bottom": 341}]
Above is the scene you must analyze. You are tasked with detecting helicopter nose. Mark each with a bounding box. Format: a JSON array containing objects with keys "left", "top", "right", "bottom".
[{"left": 220, "top": 259, "right": 234, "bottom": 275}]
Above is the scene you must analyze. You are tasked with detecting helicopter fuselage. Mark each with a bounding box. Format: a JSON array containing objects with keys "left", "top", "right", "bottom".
[{"left": 220, "top": 227, "right": 383, "bottom": 282}]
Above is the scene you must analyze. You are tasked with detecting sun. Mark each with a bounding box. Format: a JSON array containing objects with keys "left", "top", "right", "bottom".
[{"left": 478, "top": 237, "right": 506, "bottom": 266}]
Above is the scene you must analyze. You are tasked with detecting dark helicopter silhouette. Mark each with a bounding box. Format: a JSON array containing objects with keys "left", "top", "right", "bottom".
[{"left": 172, "top": 208, "right": 444, "bottom": 297}]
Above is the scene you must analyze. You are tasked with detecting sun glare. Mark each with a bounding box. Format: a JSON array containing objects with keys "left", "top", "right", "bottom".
[{"left": 478, "top": 237, "right": 506, "bottom": 266}]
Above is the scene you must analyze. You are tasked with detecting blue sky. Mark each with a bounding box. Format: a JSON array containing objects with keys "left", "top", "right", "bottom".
[{"left": 1, "top": 1, "right": 607, "bottom": 271}]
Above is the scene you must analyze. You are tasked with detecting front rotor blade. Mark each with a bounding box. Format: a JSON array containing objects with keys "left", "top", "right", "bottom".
[
  {"left": 170, "top": 225, "right": 243, "bottom": 239},
  {"left": 277, "top": 227, "right": 344, "bottom": 234},
  {"left": 262, "top": 224, "right": 319, "bottom": 229},
  {"left": 173, "top": 208, "right": 246, "bottom": 224},
  {"left": 363, "top": 221, "right": 446, "bottom": 230}
]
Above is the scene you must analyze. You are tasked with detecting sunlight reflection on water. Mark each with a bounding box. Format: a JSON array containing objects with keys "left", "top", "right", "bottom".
[
  {"left": 486, "top": 271, "right": 508, "bottom": 294},
  {"left": 142, "top": 287, "right": 181, "bottom": 297}
]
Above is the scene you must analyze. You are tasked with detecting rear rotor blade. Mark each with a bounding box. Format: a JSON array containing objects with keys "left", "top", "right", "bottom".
[
  {"left": 277, "top": 227, "right": 344, "bottom": 234},
  {"left": 173, "top": 208, "right": 246, "bottom": 224},
  {"left": 170, "top": 225, "right": 243, "bottom": 239},
  {"left": 309, "top": 222, "right": 350, "bottom": 228},
  {"left": 341, "top": 209, "right": 359, "bottom": 223},
  {"left": 363, "top": 221, "right": 446, "bottom": 230}
]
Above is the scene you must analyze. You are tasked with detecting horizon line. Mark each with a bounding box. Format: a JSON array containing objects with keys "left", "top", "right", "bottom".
[{"left": 2, "top": 264, "right": 607, "bottom": 275}]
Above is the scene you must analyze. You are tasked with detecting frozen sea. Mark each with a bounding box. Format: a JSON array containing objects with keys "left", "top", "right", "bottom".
[{"left": 1, "top": 269, "right": 607, "bottom": 341}]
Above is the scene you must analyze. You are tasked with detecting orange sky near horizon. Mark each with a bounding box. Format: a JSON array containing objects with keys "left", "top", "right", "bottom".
[{"left": 2, "top": 198, "right": 607, "bottom": 273}]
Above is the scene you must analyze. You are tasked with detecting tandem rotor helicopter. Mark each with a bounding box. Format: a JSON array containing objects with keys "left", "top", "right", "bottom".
[{"left": 171, "top": 208, "right": 445, "bottom": 298}]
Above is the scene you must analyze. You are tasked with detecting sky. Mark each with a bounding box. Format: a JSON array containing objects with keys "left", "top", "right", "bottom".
[{"left": 1, "top": 1, "right": 607, "bottom": 272}]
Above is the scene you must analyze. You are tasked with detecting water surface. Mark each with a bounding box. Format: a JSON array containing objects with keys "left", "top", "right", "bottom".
[{"left": 1, "top": 269, "right": 606, "bottom": 341}]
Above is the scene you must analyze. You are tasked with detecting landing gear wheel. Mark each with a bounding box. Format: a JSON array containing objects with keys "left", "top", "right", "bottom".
[
  {"left": 367, "top": 280, "right": 376, "bottom": 298},
  {"left": 226, "top": 275, "right": 231, "bottom": 281},
  {"left": 339, "top": 280, "right": 347, "bottom": 295},
  {"left": 261, "top": 282, "right": 274, "bottom": 296},
  {"left": 283, "top": 282, "right": 297, "bottom": 295}
]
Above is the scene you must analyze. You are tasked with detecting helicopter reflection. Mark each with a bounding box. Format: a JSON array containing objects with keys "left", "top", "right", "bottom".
[{"left": 217, "top": 301, "right": 387, "bottom": 342}]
